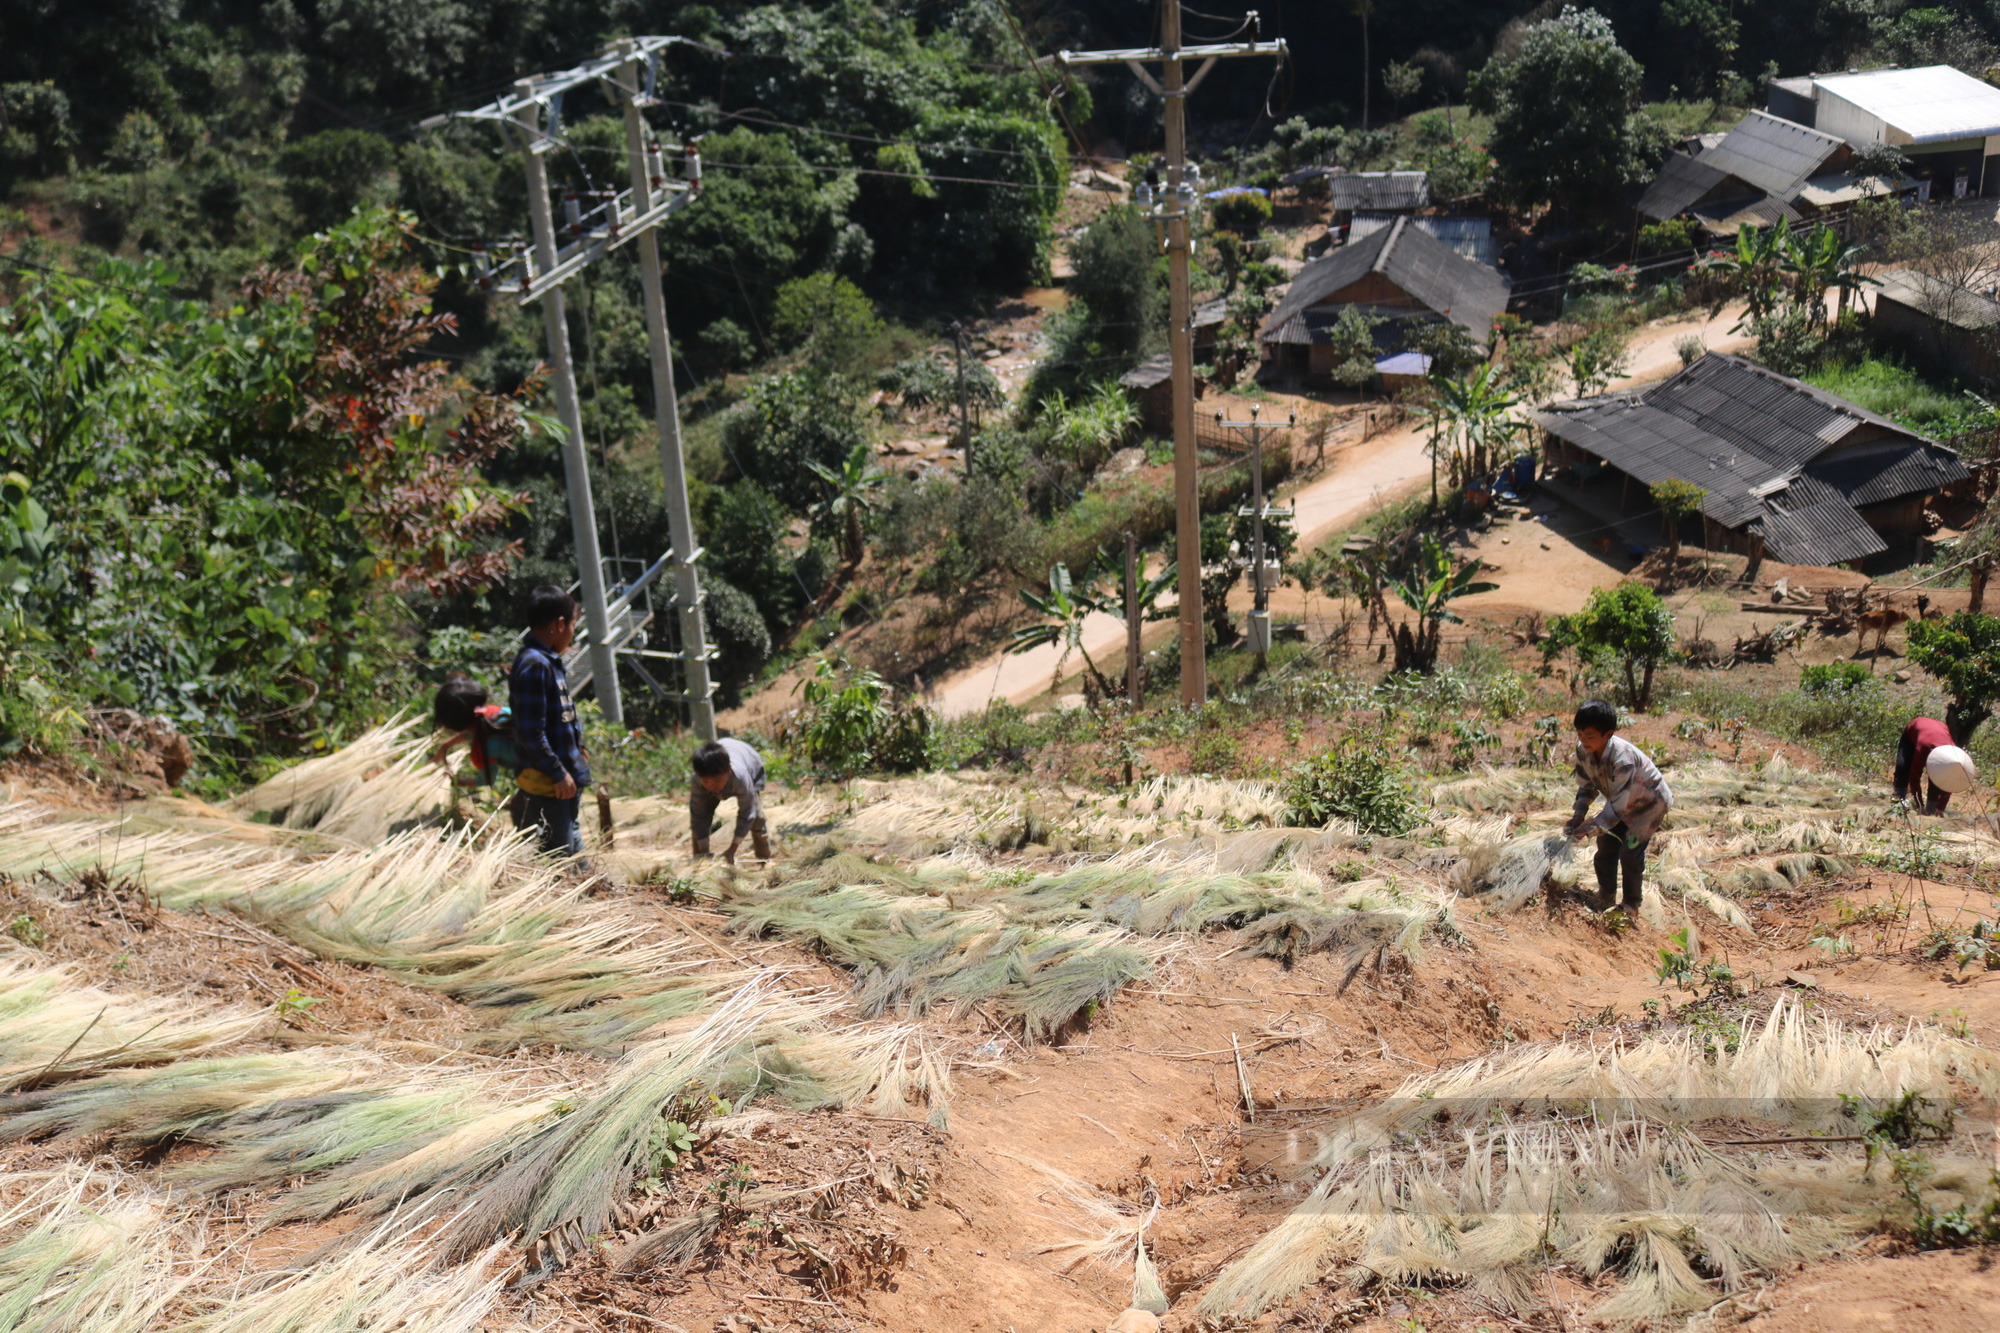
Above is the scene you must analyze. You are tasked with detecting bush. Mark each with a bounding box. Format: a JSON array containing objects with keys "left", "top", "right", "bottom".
[
  {"left": 1637, "top": 217, "right": 1700, "bottom": 256},
  {"left": 780, "top": 656, "right": 931, "bottom": 779},
  {"left": 1208, "top": 189, "right": 1273, "bottom": 235},
  {"left": 1800, "top": 661, "right": 1876, "bottom": 696},
  {"left": 1283, "top": 733, "right": 1427, "bottom": 834}
]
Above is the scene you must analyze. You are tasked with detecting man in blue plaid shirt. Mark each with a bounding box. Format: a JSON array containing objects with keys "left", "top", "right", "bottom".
[{"left": 508, "top": 585, "right": 592, "bottom": 859}]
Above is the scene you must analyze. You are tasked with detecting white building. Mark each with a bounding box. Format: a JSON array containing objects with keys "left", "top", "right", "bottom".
[{"left": 1768, "top": 64, "right": 2000, "bottom": 199}]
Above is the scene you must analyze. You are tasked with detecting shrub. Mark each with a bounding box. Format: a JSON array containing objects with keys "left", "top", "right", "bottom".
[
  {"left": 1209, "top": 188, "right": 1273, "bottom": 236},
  {"left": 1801, "top": 661, "right": 1876, "bottom": 696},
  {"left": 1283, "top": 733, "right": 1427, "bottom": 834},
  {"left": 1546, "top": 584, "right": 1677, "bottom": 711},
  {"left": 781, "top": 656, "right": 930, "bottom": 779},
  {"left": 1637, "top": 217, "right": 1700, "bottom": 256}
]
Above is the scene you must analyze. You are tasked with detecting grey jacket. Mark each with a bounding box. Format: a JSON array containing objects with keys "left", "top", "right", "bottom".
[
  {"left": 690, "top": 737, "right": 767, "bottom": 845},
  {"left": 1570, "top": 735, "right": 1674, "bottom": 843}
]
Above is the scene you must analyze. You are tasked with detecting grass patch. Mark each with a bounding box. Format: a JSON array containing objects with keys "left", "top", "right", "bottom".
[
  {"left": 1666, "top": 669, "right": 2000, "bottom": 779},
  {"left": 1804, "top": 357, "right": 1983, "bottom": 432}
]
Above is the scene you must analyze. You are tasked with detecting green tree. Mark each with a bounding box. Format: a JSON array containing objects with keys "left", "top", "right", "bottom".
[
  {"left": 1066, "top": 205, "right": 1164, "bottom": 361},
  {"left": 1389, "top": 534, "right": 1497, "bottom": 672},
  {"left": 1322, "top": 305, "right": 1387, "bottom": 389},
  {"left": 1659, "top": 0, "right": 1741, "bottom": 99},
  {"left": 1546, "top": 584, "right": 1678, "bottom": 711},
  {"left": 1649, "top": 478, "right": 1707, "bottom": 564},
  {"left": 1382, "top": 60, "right": 1423, "bottom": 120},
  {"left": 1906, "top": 612, "right": 2000, "bottom": 745},
  {"left": 724, "top": 371, "right": 870, "bottom": 513},
  {"left": 1468, "top": 6, "right": 1669, "bottom": 214},
  {"left": 771, "top": 272, "right": 886, "bottom": 373},
  {"left": 806, "top": 439, "right": 889, "bottom": 566},
  {"left": 1561, "top": 326, "right": 1632, "bottom": 396},
  {"left": 1416, "top": 363, "right": 1524, "bottom": 493},
  {"left": 1209, "top": 189, "right": 1273, "bottom": 236}
]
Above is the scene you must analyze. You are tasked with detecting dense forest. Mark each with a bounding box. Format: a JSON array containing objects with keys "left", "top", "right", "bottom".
[{"left": 6, "top": 0, "right": 2000, "bottom": 774}]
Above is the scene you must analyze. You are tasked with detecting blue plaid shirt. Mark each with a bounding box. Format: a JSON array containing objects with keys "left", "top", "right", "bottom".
[{"left": 508, "top": 636, "right": 590, "bottom": 789}]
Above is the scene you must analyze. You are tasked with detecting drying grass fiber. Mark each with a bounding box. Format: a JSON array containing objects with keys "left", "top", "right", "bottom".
[{"left": 1204, "top": 998, "right": 2000, "bottom": 1323}]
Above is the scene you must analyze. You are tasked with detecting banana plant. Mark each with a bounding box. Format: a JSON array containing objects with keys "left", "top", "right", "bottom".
[
  {"left": 1781, "top": 222, "right": 1877, "bottom": 326},
  {"left": 1388, "top": 533, "right": 1497, "bottom": 672},
  {"left": 1011, "top": 557, "right": 1176, "bottom": 700},
  {"left": 805, "top": 439, "right": 889, "bottom": 566}
]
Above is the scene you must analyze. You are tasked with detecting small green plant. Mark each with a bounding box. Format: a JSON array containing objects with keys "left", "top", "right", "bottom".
[
  {"left": 1655, "top": 928, "right": 1699, "bottom": 990},
  {"left": 1880, "top": 800, "right": 1945, "bottom": 879},
  {"left": 7, "top": 914, "right": 47, "bottom": 948},
  {"left": 1282, "top": 733, "right": 1427, "bottom": 835},
  {"left": 782, "top": 655, "right": 931, "bottom": 780},
  {"left": 273, "top": 989, "right": 321, "bottom": 1024},
  {"left": 1809, "top": 929, "right": 1855, "bottom": 959},
  {"left": 1524, "top": 715, "right": 1564, "bottom": 766},
  {"left": 111, "top": 952, "right": 131, "bottom": 971},
  {"left": 1478, "top": 671, "right": 1529, "bottom": 720},
  {"left": 1330, "top": 859, "right": 1372, "bottom": 883},
  {"left": 1800, "top": 661, "right": 1875, "bottom": 695},
  {"left": 1446, "top": 718, "right": 1500, "bottom": 771}
]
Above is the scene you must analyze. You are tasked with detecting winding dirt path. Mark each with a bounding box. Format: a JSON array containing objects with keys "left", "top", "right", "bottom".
[{"left": 931, "top": 303, "right": 1753, "bottom": 717}]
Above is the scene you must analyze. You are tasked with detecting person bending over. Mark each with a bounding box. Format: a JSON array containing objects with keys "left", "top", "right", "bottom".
[
  {"left": 508, "top": 586, "right": 590, "bottom": 860},
  {"left": 690, "top": 737, "right": 770, "bottom": 866},
  {"left": 1563, "top": 699, "right": 1674, "bottom": 912},
  {"left": 1893, "top": 715, "right": 1955, "bottom": 815}
]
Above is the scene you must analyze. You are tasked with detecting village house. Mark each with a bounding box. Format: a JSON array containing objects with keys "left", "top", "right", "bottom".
[
  {"left": 1770, "top": 64, "right": 2000, "bottom": 200},
  {"left": 1870, "top": 268, "right": 2000, "bottom": 381},
  {"left": 1636, "top": 110, "right": 1905, "bottom": 234},
  {"left": 1532, "top": 353, "right": 1968, "bottom": 569},
  {"left": 1258, "top": 216, "right": 1510, "bottom": 383}
]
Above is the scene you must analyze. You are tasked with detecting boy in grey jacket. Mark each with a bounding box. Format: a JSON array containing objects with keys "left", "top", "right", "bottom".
[
  {"left": 691, "top": 737, "right": 771, "bottom": 865},
  {"left": 1563, "top": 699, "right": 1673, "bottom": 910}
]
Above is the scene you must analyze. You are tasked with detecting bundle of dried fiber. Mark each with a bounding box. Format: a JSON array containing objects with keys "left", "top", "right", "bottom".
[
  {"left": 997, "top": 1150, "right": 1153, "bottom": 1273},
  {"left": 0, "top": 1167, "right": 195, "bottom": 1333},
  {"left": 1429, "top": 770, "right": 1563, "bottom": 814},
  {"left": 1201, "top": 1118, "right": 1858, "bottom": 1323},
  {"left": 1474, "top": 833, "right": 1575, "bottom": 913},
  {"left": 716, "top": 875, "right": 1163, "bottom": 1041},
  {"left": 177, "top": 1218, "right": 513, "bottom": 1333},
  {"left": 1126, "top": 774, "right": 1287, "bottom": 827},
  {"left": 770, "top": 1024, "right": 954, "bottom": 1128},
  {"left": 433, "top": 981, "right": 812, "bottom": 1262},
  {"left": 0, "top": 960, "right": 267, "bottom": 1091},
  {"left": 1305, "top": 997, "right": 2000, "bottom": 1171},
  {"left": 1207, "top": 1003, "right": 2000, "bottom": 1322},
  {"left": 0, "top": 1054, "right": 384, "bottom": 1149},
  {"left": 225, "top": 718, "right": 450, "bottom": 840}
]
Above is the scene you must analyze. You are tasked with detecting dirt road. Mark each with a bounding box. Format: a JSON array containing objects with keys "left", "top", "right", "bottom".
[{"left": 932, "top": 302, "right": 1753, "bottom": 717}]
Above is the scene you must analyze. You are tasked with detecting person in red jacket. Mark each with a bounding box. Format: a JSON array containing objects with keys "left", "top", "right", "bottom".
[{"left": 1893, "top": 716, "right": 1955, "bottom": 814}]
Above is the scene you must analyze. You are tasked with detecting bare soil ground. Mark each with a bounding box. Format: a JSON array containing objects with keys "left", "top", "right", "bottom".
[{"left": 8, "top": 704, "right": 2000, "bottom": 1332}]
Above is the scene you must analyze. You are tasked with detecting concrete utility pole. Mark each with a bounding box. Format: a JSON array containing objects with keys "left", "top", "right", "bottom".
[
  {"left": 422, "top": 38, "right": 711, "bottom": 731},
  {"left": 1214, "top": 404, "right": 1296, "bottom": 671},
  {"left": 614, "top": 40, "right": 715, "bottom": 741},
  {"left": 514, "top": 85, "right": 623, "bottom": 725},
  {"left": 1048, "top": 9, "right": 1286, "bottom": 707}
]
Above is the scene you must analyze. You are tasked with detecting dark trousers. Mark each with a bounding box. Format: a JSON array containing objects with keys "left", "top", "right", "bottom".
[
  {"left": 517, "top": 793, "right": 583, "bottom": 859},
  {"left": 1594, "top": 822, "right": 1648, "bottom": 904},
  {"left": 1893, "top": 734, "right": 1951, "bottom": 814}
]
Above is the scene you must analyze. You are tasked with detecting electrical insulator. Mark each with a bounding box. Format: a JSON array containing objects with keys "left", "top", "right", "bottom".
[
  {"left": 602, "top": 188, "right": 621, "bottom": 236},
  {"left": 1249, "top": 10, "right": 1261, "bottom": 38},
  {"left": 647, "top": 143, "right": 666, "bottom": 191},
  {"left": 1178, "top": 161, "right": 1200, "bottom": 205},
  {"left": 1137, "top": 163, "right": 1160, "bottom": 209},
  {"left": 685, "top": 142, "right": 702, "bottom": 189},
  {"left": 563, "top": 187, "right": 583, "bottom": 236}
]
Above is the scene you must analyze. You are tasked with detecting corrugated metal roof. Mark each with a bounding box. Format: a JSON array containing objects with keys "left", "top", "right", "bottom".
[
  {"left": 1259, "top": 217, "right": 1510, "bottom": 344},
  {"left": 1807, "top": 440, "right": 1972, "bottom": 507},
  {"left": 1349, "top": 213, "right": 1501, "bottom": 265},
  {"left": 1532, "top": 353, "right": 1967, "bottom": 567},
  {"left": 1752, "top": 474, "right": 1889, "bottom": 566},
  {"left": 1699, "top": 111, "right": 1846, "bottom": 199},
  {"left": 1874, "top": 268, "right": 2000, "bottom": 330},
  {"left": 1690, "top": 193, "right": 1803, "bottom": 234},
  {"left": 1120, "top": 354, "right": 1173, "bottom": 389},
  {"left": 1192, "top": 299, "right": 1229, "bottom": 329},
  {"left": 1374, "top": 352, "right": 1431, "bottom": 375},
  {"left": 1815, "top": 64, "right": 2000, "bottom": 144},
  {"left": 1330, "top": 171, "right": 1429, "bottom": 212},
  {"left": 1638, "top": 152, "right": 1733, "bottom": 220}
]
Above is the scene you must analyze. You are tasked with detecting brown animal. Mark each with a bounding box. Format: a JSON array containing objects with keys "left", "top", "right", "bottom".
[
  {"left": 1591, "top": 535, "right": 1615, "bottom": 556},
  {"left": 1855, "top": 606, "right": 1910, "bottom": 656}
]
